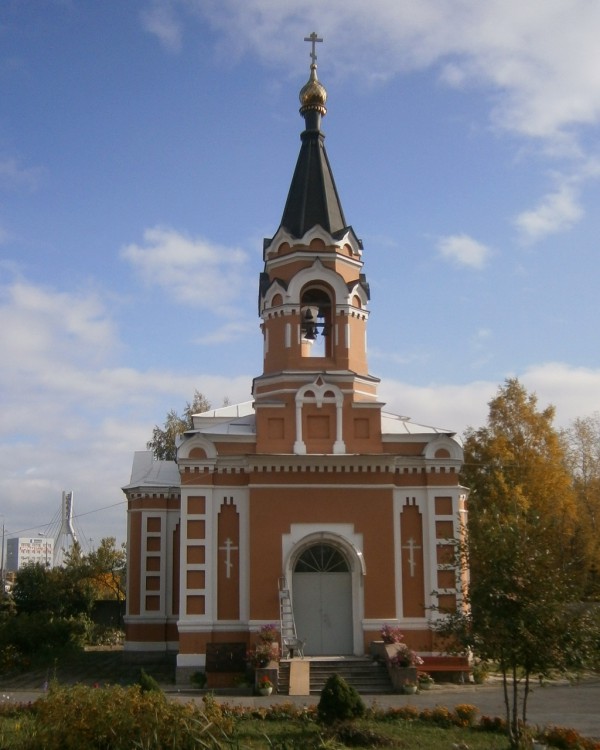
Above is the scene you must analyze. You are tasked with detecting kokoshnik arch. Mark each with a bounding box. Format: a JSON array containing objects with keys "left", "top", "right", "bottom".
[{"left": 123, "top": 35, "right": 468, "bottom": 683}]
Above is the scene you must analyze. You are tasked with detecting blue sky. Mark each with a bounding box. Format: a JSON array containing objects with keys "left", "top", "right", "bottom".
[{"left": 1, "top": 0, "right": 599, "bottom": 548}]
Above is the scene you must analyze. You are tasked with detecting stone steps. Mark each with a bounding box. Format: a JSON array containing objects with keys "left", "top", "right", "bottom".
[{"left": 278, "top": 657, "right": 392, "bottom": 695}]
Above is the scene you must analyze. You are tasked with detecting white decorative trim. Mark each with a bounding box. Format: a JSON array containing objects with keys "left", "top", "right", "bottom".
[
  {"left": 282, "top": 524, "right": 365, "bottom": 655},
  {"left": 423, "top": 435, "right": 464, "bottom": 461},
  {"left": 294, "top": 378, "right": 346, "bottom": 454},
  {"left": 286, "top": 259, "right": 353, "bottom": 305},
  {"left": 264, "top": 225, "right": 362, "bottom": 259},
  {"left": 178, "top": 435, "right": 218, "bottom": 461}
]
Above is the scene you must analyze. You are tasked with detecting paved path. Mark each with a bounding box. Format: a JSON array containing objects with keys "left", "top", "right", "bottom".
[{"left": 4, "top": 676, "right": 599, "bottom": 740}]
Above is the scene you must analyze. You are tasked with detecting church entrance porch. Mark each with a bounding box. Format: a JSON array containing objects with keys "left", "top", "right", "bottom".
[{"left": 292, "top": 543, "right": 353, "bottom": 656}]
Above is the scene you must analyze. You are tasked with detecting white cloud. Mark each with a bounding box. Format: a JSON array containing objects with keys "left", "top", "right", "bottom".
[
  {"left": 380, "top": 362, "right": 600, "bottom": 437},
  {"left": 194, "top": 320, "right": 256, "bottom": 344},
  {"left": 0, "top": 272, "right": 252, "bottom": 544},
  {"left": 515, "top": 159, "right": 600, "bottom": 243},
  {"left": 121, "top": 226, "right": 249, "bottom": 315},
  {"left": 140, "top": 3, "right": 183, "bottom": 52},
  {"left": 0, "top": 156, "right": 42, "bottom": 191},
  {"left": 515, "top": 181, "right": 583, "bottom": 243},
  {"left": 2, "top": 267, "right": 596, "bottom": 544},
  {"left": 176, "top": 0, "right": 600, "bottom": 142},
  {"left": 437, "top": 233, "right": 491, "bottom": 268}
]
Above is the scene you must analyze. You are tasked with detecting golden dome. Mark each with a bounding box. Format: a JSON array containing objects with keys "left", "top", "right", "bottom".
[{"left": 299, "top": 64, "right": 327, "bottom": 115}]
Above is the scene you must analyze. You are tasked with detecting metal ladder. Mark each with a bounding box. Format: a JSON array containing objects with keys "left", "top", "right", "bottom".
[{"left": 278, "top": 576, "right": 304, "bottom": 657}]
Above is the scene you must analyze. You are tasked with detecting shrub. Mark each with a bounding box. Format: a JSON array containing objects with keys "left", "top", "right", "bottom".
[
  {"left": 190, "top": 670, "right": 207, "bottom": 688},
  {"left": 331, "top": 721, "right": 393, "bottom": 747},
  {"left": 137, "top": 668, "right": 162, "bottom": 693},
  {"left": 471, "top": 660, "right": 490, "bottom": 684},
  {"left": 0, "top": 612, "right": 90, "bottom": 658},
  {"left": 541, "top": 724, "right": 600, "bottom": 750},
  {"left": 453, "top": 703, "right": 479, "bottom": 727},
  {"left": 32, "top": 684, "right": 230, "bottom": 750},
  {"left": 419, "top": 706, "right": 454, "bottom": 728},
  {"left": 317, "top": 674, "right": 365, "bottom": 725},
  {"left": 479, "top": 714, "right": 506, "bottom": 733},
  {"left": 380, "top": 705, "right": 419, "bottom": 722}
]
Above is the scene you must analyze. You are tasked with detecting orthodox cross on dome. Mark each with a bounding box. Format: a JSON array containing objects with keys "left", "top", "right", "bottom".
[
  {"left": 219, "top": 537, "right": 238, "bottom": 579},
  {"left": 304, "top": 32, "right": 323, "bottom": 65},
  {"left": 402, "top": 537, "right": 422, "bottom": 577}
]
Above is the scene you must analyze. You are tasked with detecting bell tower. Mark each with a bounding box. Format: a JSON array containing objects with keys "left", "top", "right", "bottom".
[{"left": 253, "top": 35, "right": 384, "bottom": 455}]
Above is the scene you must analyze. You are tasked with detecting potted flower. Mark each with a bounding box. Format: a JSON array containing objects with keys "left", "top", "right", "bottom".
[
  {"left": 389, "top": 644, "right": 424, "bottom": 669},
  {"left": 417, "top": 672, "right": 434, "bottom": 690},
  {"left": 380, "top": 624, "right": 404, "bottom": 644},
  {"left": 247, "top": 642, "right": 275, "bottom": 668},
  {"left": 403, "top": 679, "right": 418, "bottom": 695},
  {"left": 258, "top": 674, "right": 274, "bottom": 696},
  {"left": 259, "top": 624, "right": 279, "bottom": 643},
  {"left": 388, "top": 643, "right": 424, "bottom": 692}
]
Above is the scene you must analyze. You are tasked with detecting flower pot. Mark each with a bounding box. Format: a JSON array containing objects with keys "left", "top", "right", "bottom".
[
  {"left": 418, "top": 681, "right": 432, "bottom": 690},
  {"left": 259, "top": 686, "right": 273, "bottom": 696},
  {"left": 390, "top": 666, "right": 418, "bottom": 691},
  {"left": 403, "top": 684, "right": 418, "bottom": 695}
]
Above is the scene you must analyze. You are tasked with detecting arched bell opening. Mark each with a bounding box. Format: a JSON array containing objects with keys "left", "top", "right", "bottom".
[{"left": 300, "top": 286, "right": 333, "bottom": 358}]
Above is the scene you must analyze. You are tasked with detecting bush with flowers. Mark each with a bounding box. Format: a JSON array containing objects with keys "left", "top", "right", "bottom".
[
  {"left": 380, "top": 624, "right": 404, "bottom": 644},
  {"left": 247, "top": 624, "right": 280, "bottom": 668},
  {"left": 258, "top": 624, "right": 278, "bottom": 643},
  {"left": 389, "top": 643, "right": 424, "bottom": 668},
  {"left": 246, "top": 642, "right": 274, "bottom": 668}
]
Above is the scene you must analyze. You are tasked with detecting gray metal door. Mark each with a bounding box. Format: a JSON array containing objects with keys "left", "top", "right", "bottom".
[{"left": 292, "top": 544, "right": 353, "bottom": 655}]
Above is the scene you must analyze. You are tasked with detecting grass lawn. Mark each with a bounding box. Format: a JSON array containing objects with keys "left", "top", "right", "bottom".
[{"left": 232, "top": 717, "right": 511, "bottom": 748}]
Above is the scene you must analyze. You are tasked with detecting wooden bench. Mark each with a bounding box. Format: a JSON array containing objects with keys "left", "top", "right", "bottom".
[{"left": 421, "top": 656, "right": 470, "bottom": 682}]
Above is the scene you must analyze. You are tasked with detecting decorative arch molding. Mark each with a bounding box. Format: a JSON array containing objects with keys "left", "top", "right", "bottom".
[
  {"left": 261, "top": 279, "right": 289, "bottom": 312},
  {"left": 287, "top": 259, "right": 352, "bottom": 306},
  {"left": 285, "top": 529, "right": 366, "bottom": 577},
  {"left": 177, "top": 435, "right": 218, "bottom": 461},
  {"left": 293, "top": 378, "right": 345, "bottom": 455},
  {"left": 282, "top": 525, "right": 366, "bottom": 656},
  {"left": 347, "top": 281, "right": 370, "bottom": 310},
  {"left": 423, "top": 435, "right": 463, "bottom": 462},
  {"left": 264, "top": 224, "right": 362, "bottom": 261}
]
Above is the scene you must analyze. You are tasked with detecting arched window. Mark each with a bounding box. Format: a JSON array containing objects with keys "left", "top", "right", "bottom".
[{"left": 294, "top": 543, "right": 349, "bottom": 573}]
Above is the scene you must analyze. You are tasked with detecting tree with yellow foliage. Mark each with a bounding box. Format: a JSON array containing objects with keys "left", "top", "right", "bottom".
[{"left": 463, "top": 377, "right": 577, "bottom": 574}]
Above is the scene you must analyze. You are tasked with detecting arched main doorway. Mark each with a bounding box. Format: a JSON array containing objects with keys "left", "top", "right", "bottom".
[{"left": 292, "top": 543, "right": 353, "bottom": 655}]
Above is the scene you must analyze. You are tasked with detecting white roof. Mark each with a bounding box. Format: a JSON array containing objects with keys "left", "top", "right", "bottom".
[
  {"left": 188, "top": 402, "right": 455, "bottom": 440},
  {"left": 123, "top": 450, "right": 179, "bottom": 490},
  {"left": 380, "top": 411, "right": 455, "bottom": 437}
]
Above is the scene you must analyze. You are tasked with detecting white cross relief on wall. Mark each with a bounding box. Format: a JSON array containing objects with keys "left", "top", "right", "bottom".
[
  {"left": 402, "top": 537, "right": 421, "bottom": 578},
  {"left": 219, "top": 538, "right": 238, "bottom": 579}
]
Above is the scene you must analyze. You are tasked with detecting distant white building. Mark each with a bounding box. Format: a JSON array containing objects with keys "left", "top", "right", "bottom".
[{"left": 6, "top": 537, "right": 54, "bottom": 571}]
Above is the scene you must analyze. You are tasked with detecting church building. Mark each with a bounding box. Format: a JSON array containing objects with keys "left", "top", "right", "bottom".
[{"left": 123, "top": 37, "right": 467, "bottom": 684}]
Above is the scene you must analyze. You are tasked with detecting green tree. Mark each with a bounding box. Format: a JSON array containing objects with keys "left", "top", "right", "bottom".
[
  {"left": 13, "top": 548, "right": 96, "bottom": 619},
  {"left": 437, "top": 513, "right": 593, "bottom": 748},
  {"left": 561, "top": 413, "right": 600, "bottom": 598},
  {"left": 146, "top": 390, "right": 211, "bottom": 460},
  {"left": 11, "top": 562, "right": 57, "bottom": 615},
  {"left": 85, "top": 537, "right": 127, "bottom": 601},
  {"left": 438, "top": 379, "right": 592, "bottom": 749}
]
